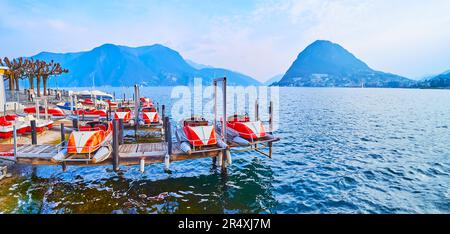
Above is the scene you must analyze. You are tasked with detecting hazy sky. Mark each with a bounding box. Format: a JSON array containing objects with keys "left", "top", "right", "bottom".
[{"left": 1, "top": 0, "right": 450, "bottom": 81}]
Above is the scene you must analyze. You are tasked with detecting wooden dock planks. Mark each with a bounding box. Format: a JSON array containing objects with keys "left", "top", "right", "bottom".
[
  {"left": 17, "top": 144, "right": 59, "bottom": 158},
  {"left": 119, "top": 142, "right": 167, "bottom": 158}
]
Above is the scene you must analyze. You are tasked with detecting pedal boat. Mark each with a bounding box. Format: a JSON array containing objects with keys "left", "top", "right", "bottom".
[
  {"left": 115, "top": 107, "right": 134, "bottom": 125},
  {"left": 24, "top": 106, "right": 65, "bottom": 117},
  {"left": 141, "top": 107, "right": 159, "bottom": 124},
  {"left": 175, "top": 116, "right": 227, "bottom": 155},
  {"left": 225, "top": 114, "right": 274, "bottom": 145},
  {"left": 4, "top": 114, "right": 30, "bottom": 134},
  {"left": 52, "top": 121, "right": 113, "bottom": 163},
  {"left": 0, "top": 116, "right": 13, "bottom": 139},
  {"left": 73, "top": 108, "right": 107, "bottom": 118},
  {"left": 23, "top": 115, "right": 53, "bottom": 133}
]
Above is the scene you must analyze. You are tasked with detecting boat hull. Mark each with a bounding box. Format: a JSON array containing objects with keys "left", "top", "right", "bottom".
[{"left": 91, "top": 146, "right": 111, "bottom": 163}]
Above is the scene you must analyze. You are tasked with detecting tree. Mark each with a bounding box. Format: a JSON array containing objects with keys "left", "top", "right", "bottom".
[
  {"left": 41, "top": 60, "right": 68, "bottom": 96},
  {"left": 35, "top": 60, "right": 46, "bottom": 97},
  {"left": 1, "top": 57, "right": 26, "bottom": 91}
]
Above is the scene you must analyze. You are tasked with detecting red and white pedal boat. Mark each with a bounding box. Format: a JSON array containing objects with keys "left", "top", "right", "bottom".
[
  {"left": 140, "top": 107, "right": 159, "bottom": 124},
  {"left": 114, "top": 107, "right": 134, "bottom": 125},
  {"left": 73, "top": 109, "right": 107, "bottom": 118},
  {"left": 225, "top": 114, "right": 273, "bottom": 145},
  {"left": 80, "top": 98, "right": 95, "bottom": 106},
  {"left": 0, "top": 116, "right": 13, "bottom": 139},
  {"left": 4, "top": 114, "right": 30, "bottom": 134},
  {"left": 175, "top": 116, "right": 227, "bottom": 154},
  {"left": 139, "top": 97, "right": 153, "bottom": 108},
  {"left": 24, "top": 106, "right": 65, "bottom": 118},
  {"left": 52, "top": 121, "right": 113, "bottom": 163},
  {"left": 24, "top": 115, "right": 53, "bottom": 133},
  {"left": 105, "top": 99, "right": 118, "bottom": 108}
]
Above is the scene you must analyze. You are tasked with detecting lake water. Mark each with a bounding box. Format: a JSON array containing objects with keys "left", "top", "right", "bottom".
[{"left": 1, "top": 87, "right": 449, "bottom": 213}]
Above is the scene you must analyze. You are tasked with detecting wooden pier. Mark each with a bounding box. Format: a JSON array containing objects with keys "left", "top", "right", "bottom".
[{"left": 0, "top": 79, "right": 279, "bottom": 175}]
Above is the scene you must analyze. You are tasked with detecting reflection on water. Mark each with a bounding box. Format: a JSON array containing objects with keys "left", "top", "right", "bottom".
[
  {"left": 1, "top": 87, "right": 450, "bottom": 213},
  {"left": 0, "top": 157, "right": 276, "bottom": 214}
]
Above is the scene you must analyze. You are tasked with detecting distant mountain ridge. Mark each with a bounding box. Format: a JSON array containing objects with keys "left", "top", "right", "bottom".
[
  {"left": 32, "top": 44, "right": 261, "bottom": 87},
  {"left": 275, "top": 40, "right": 414, "bottom": 87},
  {"left": 419, "top": 70, "right": 450, "bottom": 88},
  {"left": 264, "top": 74, "right": 283, "bottom": 86}
]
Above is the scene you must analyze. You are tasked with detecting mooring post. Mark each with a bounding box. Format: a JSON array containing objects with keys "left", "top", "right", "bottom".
[
  {"left": 72, "top": 118, "right": 78, "bottom": 131},
  {"left": 140, "top": 158, "right": 145, "bottom": 173},
  {"left": 3, "top": 104, "right": 6, "bottom": 116},
  {"left": 134, "top": 85, "right": 140, "bottom": 130},
  {"left": 30, "top": 120, "right": 37, "bottom": 145},
  {"left": 108, "top": 102, "right": 112, "bottom": 121},
  {"left": 60, "top": 123, "right": 65, "bottom": 146},
  {"left": 222, "top": 78, "right": 228, "bottom": 172},
  {"left": 212, "top": 80, "right": 217, "bottom": 170},
  {"left": 269, "top": 100, "right": 273, "bottom": 133},
  {"left": 162, "top": 105, "right": 165, "bottom": 125},
  {"left": 113, "top": 92, "right": 116, "bottom": 102},
  {"left": 119, "top": 119, "right": 124, "bottom": 145},
  {"left": 44, "top": 98, "right": 49, "bottom": 121},
  {"left": 164, "top": 116, "right": 172, "bottom": 171},
  {"left": 112, "top": 119, "right": 120, "bottom": 172},
  {"left": 35, "top": 98, "right": 39, "bottom": 119},
  {"left": 14, "top": 102, "right": 17, "bottom": 115},
  {"left": 255, "top": 99, "right": 259, "bottom": 121},
  {"left": 13, "top": 125, "right": 17, "bottom": 160},
  {"left": 70, "top": 95, "right": 74, "bottom": 113}
]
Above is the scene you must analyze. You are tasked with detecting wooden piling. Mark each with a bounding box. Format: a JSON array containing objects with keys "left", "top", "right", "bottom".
[
  {"left": 162, "top": 105, "right": 165, "bottom": 126},
  {"left": 35, "top": 98, "right": 39, "bottom": 119},
  {"left": 166, "top": 117, "right": 172, "bottom": 155},
  {"left": 13, "top": 125, "right": 17, "bottom": 160},
  {"left": 255, "top": 100, "right": 259, "bottom": 121},
  {"left": 134, "top": 85, "right": 140, "bottom": 132},
  {"left": 44, "top": 98, "right": 49, "bottom": 121},
  {"left": 72, "top": 118, "right": 78, "bottom": 131},
  {"left": 119, "top": 119, "right": 124, "bottom": 145},
  {"left": 269, "top": 100, "right": 273, "bottom": 133},
  {"left": 112, "top": 120, "right": 120, "bottom": 171},
  {"left": 164, "top": 116, "right": 172, "bottom": 171},
  {"left": 30, "top": 120, "right": 37, "bottom": 145},
  {"left": 60, "top": 123, "right": 65, "bottom": 146}
]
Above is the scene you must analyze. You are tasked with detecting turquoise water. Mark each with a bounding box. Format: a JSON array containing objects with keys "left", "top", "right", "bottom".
[{"left": 1, "top": 87, "right": 449, "bottom": 213}]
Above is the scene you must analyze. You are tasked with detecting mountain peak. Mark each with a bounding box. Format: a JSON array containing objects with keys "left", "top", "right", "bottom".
[
  {"left": 30, "top": 43, "right": 261, "bottom": 86},
  {"left": 309, "top": 40, "right": 334, "bottom": 46},
  {"left": 276, "top": 40, "right": 413, "bottom": 87}
]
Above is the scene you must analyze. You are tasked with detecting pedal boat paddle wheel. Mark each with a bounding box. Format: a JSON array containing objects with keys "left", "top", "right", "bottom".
[{"left": 52, "top": 121, "right": 113, "bottom": 163}]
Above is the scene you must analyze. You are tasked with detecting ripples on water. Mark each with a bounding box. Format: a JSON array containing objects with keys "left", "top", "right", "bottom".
[{"left": 1, "top": 87, "right": 450, "bottom": 213}]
